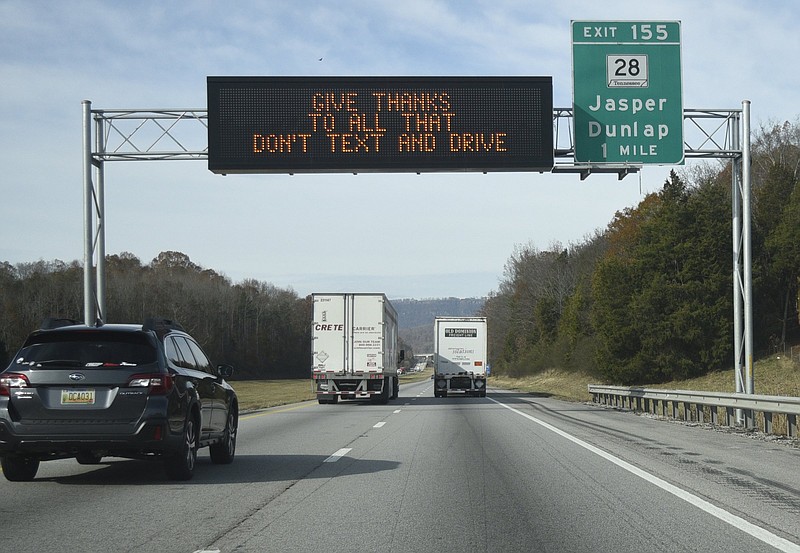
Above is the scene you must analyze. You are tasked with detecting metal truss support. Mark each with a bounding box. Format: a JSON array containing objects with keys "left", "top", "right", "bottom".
[
  {"left": 81, "top": 102, "right": 209, "bottom": 324},
  {"left": 737, "top": 101, "right": 755, "bottom": 424},
  {"left": 81, "top": 102, "right": 753, "bottom": 414},
  {"left": 82, "top": 100, "right": 102, "bottom": 325}
]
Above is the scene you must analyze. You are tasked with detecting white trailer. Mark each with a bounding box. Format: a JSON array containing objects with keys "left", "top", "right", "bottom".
[
  {"left": 311, "top": 293, "right": 402, "bottom": 404},
  {"left": 433, "top": 317, "right": 488, "bottom": 398}
]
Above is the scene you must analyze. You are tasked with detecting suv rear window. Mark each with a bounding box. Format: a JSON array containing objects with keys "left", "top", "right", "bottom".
[{"left": 15, "top": 331, "right": 158, "bottom": 368}]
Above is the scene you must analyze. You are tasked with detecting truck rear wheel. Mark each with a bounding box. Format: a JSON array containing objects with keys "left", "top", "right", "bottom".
[{"left": 371, "top": 380, "right": 390, "bottom": 404}]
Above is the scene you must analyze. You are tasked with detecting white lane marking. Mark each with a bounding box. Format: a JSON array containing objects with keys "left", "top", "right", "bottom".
[
  {"left": 323, "top": 448, "right": 352, "bottom": 463},
  {"left": 489, "top": 397, "right": 800, "bottom": 553},
  {"left": 393, "top": 409, "right": 401, "bottom": 414},
  {"left": 373, "top": 421, "right": 386, "bottom": 428}
]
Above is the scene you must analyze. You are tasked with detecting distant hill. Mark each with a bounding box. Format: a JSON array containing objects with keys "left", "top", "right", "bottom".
[
  {"left": 393, "top": 297, "right": 486, "bottom": 329},
  {"left": 393, "top": 297, "right": 486, "bottom": 354}
]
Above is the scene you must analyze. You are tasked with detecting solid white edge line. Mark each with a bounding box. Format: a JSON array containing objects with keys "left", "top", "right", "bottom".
[
  {"left": 323, "top": 447, "right": 352, "bottom": 463},
  {"left": 489, "top": 397, "right": 800, "bottom": 553}
]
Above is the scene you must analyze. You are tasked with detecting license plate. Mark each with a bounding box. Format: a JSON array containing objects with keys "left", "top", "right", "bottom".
[{"left": 61, "top": 390, "right": 95, "bottom": 405}]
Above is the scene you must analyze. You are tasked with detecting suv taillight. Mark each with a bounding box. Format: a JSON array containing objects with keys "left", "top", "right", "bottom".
[
  {"left": 0, "top": 373, "right": 30, "bottom": 396},
  {"left": 127, "top": 373, "right": 174, "bottom": 395}
]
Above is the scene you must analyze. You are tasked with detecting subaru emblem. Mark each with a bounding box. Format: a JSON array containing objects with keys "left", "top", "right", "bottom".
[{"left": 69, "top": 373, "right": 86, "bottom": 381}]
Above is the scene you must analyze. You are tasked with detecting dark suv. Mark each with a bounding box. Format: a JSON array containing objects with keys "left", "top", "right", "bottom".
[{"left": 0, "top": 318, "right": 238, "bottom": 481}]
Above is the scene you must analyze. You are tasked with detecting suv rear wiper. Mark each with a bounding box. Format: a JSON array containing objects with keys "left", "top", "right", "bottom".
[{"left": 30, "top": 359, "right": 84, "bottom": 367}]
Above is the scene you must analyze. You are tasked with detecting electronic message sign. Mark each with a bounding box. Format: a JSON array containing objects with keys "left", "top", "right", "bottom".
[{"left": 207, "top": 76, "right": 553, "bottom": 174}]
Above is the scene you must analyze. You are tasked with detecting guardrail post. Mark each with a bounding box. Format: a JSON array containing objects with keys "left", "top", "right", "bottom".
[
  {"left": 696, "top": 404, "right": 704, "bottom": 424},
  {"left": 764, "top": 412, "right": 773, "bottom": 435},
  {"left": 788, "top": 414, "right": 797, "bottom": 438},
  {"left": 745, "top": 409, "right": 755, "bottom": 430}
]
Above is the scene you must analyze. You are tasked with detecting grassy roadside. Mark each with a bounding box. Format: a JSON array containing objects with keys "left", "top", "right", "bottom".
[
  {"left": 487, "top": 354, "right": 800, "bottom": 402},
  {"left": 232, "top": 368, "right": 435, "bottom": 411}
]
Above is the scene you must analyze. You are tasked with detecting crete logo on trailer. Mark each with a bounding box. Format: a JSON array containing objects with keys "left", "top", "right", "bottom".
[{"left": 315, "top": 324, "right": 343, "bottom": 331}]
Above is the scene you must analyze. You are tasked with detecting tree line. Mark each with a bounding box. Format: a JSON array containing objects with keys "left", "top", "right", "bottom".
[
  {"left": 0, "top": 251, "right": 312, "bottom": 379},
  {"left": 481, "top": 120, "right": 800, "bottom": 384}
]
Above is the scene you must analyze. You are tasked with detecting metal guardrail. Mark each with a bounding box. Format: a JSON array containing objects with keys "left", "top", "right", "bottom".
[{"left": 588, "top": 385, "right": 800, "bottom": 438}]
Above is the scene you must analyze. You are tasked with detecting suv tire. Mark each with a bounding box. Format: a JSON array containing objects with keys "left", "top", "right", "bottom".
[
  {"left": 210, "top": 408, "right": 237, "bottom": 465},
  {"left": 1, "top": 455, "right": 40, "bottom": 481},
  {"left": 165, "top": 415, "right": 198, "bottom": 481}
]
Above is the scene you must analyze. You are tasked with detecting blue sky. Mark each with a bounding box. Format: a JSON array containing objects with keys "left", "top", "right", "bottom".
[{"left": 1, "top": 1, "right": 798, "bottom": 299}]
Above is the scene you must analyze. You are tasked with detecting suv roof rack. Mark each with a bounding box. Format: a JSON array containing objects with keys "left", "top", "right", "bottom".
[
  {"left": 40, "top": 317, "right": 82, "bottom": 330},
  {"left": 143, "top": 318, "right": 186, "bottom": 334}
]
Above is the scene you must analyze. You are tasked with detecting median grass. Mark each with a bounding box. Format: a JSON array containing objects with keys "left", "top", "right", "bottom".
[
  {"left": 232, "top": 379, "right": 316, "bottom": 411},
  {"left": 231, "top": 368, "right": 434, "bottom": 411}
]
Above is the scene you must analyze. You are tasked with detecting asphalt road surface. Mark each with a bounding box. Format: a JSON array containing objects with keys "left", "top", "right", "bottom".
[{"left": 2, "top": 379, "right": 799, "bottom": 553}]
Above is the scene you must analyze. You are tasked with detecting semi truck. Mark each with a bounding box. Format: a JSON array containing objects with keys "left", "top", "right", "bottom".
[
  {"left": 433, "top": 316, "right": 488, "bottom": 398},
  {"left": 311, "top": 293, "right": 402, "bottom": 404}
]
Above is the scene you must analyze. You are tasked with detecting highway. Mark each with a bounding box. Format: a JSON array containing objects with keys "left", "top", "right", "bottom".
[{"left": 1, "top": 379, "right": 799, "bottom": 552}]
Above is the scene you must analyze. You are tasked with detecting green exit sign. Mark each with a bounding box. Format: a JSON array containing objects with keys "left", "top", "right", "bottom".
[{"left": 572, "top": 21, "right": 684, "bottom": 165}]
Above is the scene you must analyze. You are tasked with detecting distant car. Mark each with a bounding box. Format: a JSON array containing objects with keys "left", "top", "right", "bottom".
[{"left": 0, "top": 318, "right": 238, "bottom": 481}]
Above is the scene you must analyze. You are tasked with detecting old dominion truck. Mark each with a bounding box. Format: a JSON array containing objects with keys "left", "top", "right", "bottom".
[
  {"left": 433, "top": 316, "right": 488, "bottom": 398},
  {"left": 311, "top": 293, "right": 402, "bottom": 404}
]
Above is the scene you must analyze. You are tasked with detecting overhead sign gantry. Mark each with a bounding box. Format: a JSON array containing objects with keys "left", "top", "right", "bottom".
[{"left": 81, "top": 20, "right": 755, "bottom": 417}]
